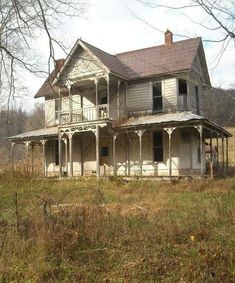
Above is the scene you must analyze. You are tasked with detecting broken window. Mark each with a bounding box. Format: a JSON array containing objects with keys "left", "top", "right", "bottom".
[
  {"left": 178, "top": 79, "right": 188, "bottom": 111},
  {"left": 153, "top": 132, "right": 164, "bottom": 162},
  {"left": 152, "top": 82, "right": 163, "bottom": 112}
]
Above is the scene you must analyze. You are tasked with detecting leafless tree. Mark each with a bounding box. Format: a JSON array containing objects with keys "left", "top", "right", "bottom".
[{"left": 0, "top": 0, "right": 87, "bottom": 108}]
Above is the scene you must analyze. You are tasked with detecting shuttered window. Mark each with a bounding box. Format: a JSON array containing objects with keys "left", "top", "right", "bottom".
[
  {"left": 153, "top": 132, "right": 164, "bottom": 162},
  {"left": 152, "top": 82, "right": 163, "bottom": 112}
]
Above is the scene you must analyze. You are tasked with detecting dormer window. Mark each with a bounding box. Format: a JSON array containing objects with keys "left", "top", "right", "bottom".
[
  {"left": 178, "top": 79, "right": 188, "bottom": 111},
  {"left": 152, "top": 82, "right": 163, "bottom": 112}
]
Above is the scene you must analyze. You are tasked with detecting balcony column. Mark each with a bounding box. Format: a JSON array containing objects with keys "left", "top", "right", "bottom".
[
  {"left": 95, "top": 125, "right": 100, "bottom": 178},
  {"left": 164, "top": 128, "right": 176, "bottom": 177},
  {"left": 135, "top": 130, "right": 146, "bottom": 176},
  {"left": 58, "top": 88, "right": 61, "bottom": 125},
  {"left": 95, "top": 78, "right": 99, "bottom": 119},
  {"left": 68, "top": 131, "right": 74, "bottom": 178},
  {"left": 106, "top": 74, "right": 110, "bottom": 118},
  {"left": 65, "top": 80, "right": 72, "bottom": 123}
]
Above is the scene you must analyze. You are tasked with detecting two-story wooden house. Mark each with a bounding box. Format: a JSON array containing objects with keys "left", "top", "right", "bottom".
[{"left": 9, "top": 31, "right": 231, "bottom": 178}]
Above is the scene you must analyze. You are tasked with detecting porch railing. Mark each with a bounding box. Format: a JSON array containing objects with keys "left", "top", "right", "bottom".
[{"left": 59, "top": 105, "right": 108, "bottom": 124}]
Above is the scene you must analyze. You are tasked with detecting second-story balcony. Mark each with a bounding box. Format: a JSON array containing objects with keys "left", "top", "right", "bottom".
[{"left": 58, "top": 104, "right": 111, "bottom": 124}]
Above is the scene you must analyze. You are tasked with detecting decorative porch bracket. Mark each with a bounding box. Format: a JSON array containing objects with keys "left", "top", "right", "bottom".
[
  {"left": 164, "top": 127, "right": 176, "bottom": 177},
  {"left": 135, "top": 130, "right": 146, "bottom": 176}
]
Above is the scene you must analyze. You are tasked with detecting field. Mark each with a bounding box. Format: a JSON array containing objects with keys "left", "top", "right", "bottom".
[{"left": 0, "top": 173, "right": 234, "bottom": 282}]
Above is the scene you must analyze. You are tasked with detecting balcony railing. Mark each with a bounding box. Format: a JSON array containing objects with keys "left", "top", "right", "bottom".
[{"left": 59, "top": 105, "right": 108, "bottom": 124}]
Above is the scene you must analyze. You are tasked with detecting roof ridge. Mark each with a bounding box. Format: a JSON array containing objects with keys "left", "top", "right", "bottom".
[{"left": 115, "top": 37, "right": 201, "bottom": 57}]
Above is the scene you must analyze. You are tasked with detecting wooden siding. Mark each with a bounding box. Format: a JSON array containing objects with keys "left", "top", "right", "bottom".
[
  {"left": 45, "top": 99, "right": 55, "bottom": 126},
  {"left": 126, "top": 82, "right": 151, "bottom": 112},
  {"left": 163, "top": 78, "right": 177, "bottom": 112}
]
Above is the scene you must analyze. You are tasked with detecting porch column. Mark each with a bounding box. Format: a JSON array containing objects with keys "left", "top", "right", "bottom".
[
  {"left": 25, "top": 141, "right": 30, "bottom": 173},
  {"left": 58, "top": 88, "right": 62, "bottom": 125},
  {"left": 95, "top": 125, "right": 100, "bottom": 178},
  {"left": 80, "top": 135, "right": 84, "bottom": 176},
  {"left": 226, "top": 137, "right": 229, "bottom": 174},
  {"left": 41, "top": 140, "right": 47, "bottom": 177},
  {"left": 126, "top": 133, "right": 130, "bottom": 176},
  {"left": 62, "top": 137, "right": 68, "bottom": 176},
  {"left": 165, "top": 128, "right": 176, "bottom": 177},
  {"left": 195, "top": 125, "right": 204, "bottom": 176},
  {"left": 209, "top": 131, "right": 213, "bottom": 179},
  {"left": 58, "top": 135, "right": 62, "bottom": 178},
  {"left": 11, "top": 142, "right": 15, "bottom": 173},
  {"left": 136, "top": 130, "right": 145, "bottom": 175},
  {"left": 31, "top": 143, "right": 34, "bottom": 174},
  {"left": 113, "top": 133, "right": 118, "bottom": 176},
  {"left": 216, "top": 134, "right": 219, "bottom": 174},
  {"left": 67, "top": 81, "right": 72, "bottom": 123},
  {"left": 69, "top": 132, "right": 74, "bottom": 178},
  {"left": 106, "top": 75, "right": 110, "bottom": 118},
  {"left": 222, "top": 136, "right": 225, "bottom": 175},
  {"left": 117, "top": 80, "right": 120, "bottom": 120},
  {"left": 95, "top": 78, "right": 99, "bottom": 119}
]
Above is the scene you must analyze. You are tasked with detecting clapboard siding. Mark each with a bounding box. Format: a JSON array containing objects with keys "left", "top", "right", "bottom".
[
  {"left": 126, "top": 82, "right": 151, "bottom": 111},
  {"left": 163, "top": 78, "right": 177, "bottom": 112},
  {"left": 45, "top": 99, "right": 55, "bottom": 126}
]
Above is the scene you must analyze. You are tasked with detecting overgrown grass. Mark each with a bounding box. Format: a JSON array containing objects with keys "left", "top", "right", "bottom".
[{"left": 0, "top": 173, "right": 234, "bottom": 282}]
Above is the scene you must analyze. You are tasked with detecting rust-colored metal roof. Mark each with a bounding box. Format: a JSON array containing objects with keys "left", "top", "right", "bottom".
[
  {"left": 35, "top": 37, "right": 201, "bottom": 98},
  {"left": 8, "top": 127, "right": 58, "bottom": 141}
]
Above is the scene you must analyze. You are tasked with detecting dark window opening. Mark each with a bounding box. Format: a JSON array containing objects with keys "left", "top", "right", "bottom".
[
  {"left": 101, "top": 146, "right": 109, "bottom": 157},
  {"left": 153, "top": 132, "right": 164, "bottom": 162},
  {"left": 152, "top": 82, "right": 163, "bottom": 112},
  {"left": 100, "top": 96, "right": 107, "bottom": 105},
  {"left": 55, "top": 140, "right": 59, "bottom": 165},
  {"left": 195, "top": 86, "right": 200, "bottom": 115},
  {"left": 178, "top": 79, "right": 188, "bottom": 110}
]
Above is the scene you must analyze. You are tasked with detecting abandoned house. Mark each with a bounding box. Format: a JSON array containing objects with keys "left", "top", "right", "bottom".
[{"left": 9, "top": 30, "right": 232, "bottom": 178}]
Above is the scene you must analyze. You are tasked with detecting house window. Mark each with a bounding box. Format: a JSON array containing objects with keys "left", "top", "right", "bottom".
[
  {"left": 153, "top": 132, "right": 164, "bottom": 162},
  {"left": 55, "top": 98, "right": 61, "bottom": 120},
  {"left": 152, "top": 82, "right": 163, "bottom": 112},
  {"left": 101, "top": 146, "right": 109, "bottom": 157},
  {"left": 195, "top": 86, "right": 200, "bottom": 115},
  {"left": 55, "top": 140, "right": 59, "bottom": 165},
  {"left": 99, "top": 89, "right": 107, "bottom": 105},
  {"left": 178, "top": 79, "right": 188, "bottom": 111}
]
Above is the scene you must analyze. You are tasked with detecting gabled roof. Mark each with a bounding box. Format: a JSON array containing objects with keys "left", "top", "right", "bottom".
[{"left": 35, "top": 36, "right": 207, "bottom": 98}]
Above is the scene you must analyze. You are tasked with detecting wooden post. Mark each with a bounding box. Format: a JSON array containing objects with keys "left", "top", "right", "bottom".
[
  {"left": 80, "top": 135, "right": 84, "bottom": 176},
  {"left": 68, "top": 83, "right": 72, "bottom": 123},
  {"left": 136, "top": 130, "right": 145, "bottom": 176},
  {"left": 58, "top": 88, "right": 61, "bottom": 125},
  {"left": 58, "top": 135, "right": 62, "bottom": 178},
  {"left": 95, "top": 78, "right": 99, "bottom": 119},
  {"left": 226, "top": 137, "right": 229, "bottom": 174},
  {"left": 126, "top": 133, "right": 130, "bottom": 176},
  {"left": 113, "top": 133, "right": 117, "bottom": 176},
  {"left": 216, "top": 134, "right": 219, "bottom": 174},
  {"left": 62, "top": 137, "right": 68, "bottom": 177},
  {"left": 31, "top": 143, "right": 34, "bottom": 174},
  {"left": 222, "top": 137, "right": 225, "bottom": 175},
  {"left": 41, "top": 140, "right": 47, "bottom": 177},
  {"left": 25, "top": 141, "right": 30, "bottom": 173},
  {"left": 117, "top": 80, "right": 120, "bottom": 120},
  {"left": 165, "top": 128, "right": 175, "bottom": 177},
  {"left": 69, "top": 132, "right": 74, "bottom": 177},
  {"left": 210, "top": 131, "right": 213, "bottom": 179},
  {"left": 95, "top": 125, "right": 100, "bottom": 178},
  {"left": 199, "top": 126, "right": 204, "bottom": 176},
  {"left": 11, "top": 142, "right": 15, "bottom": 174},
  {"left": 107, "top": 75, "right": 110, "bottom": 118}
]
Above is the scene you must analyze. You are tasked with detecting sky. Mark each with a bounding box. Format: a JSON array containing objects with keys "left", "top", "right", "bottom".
[{"left": 19, "top": 0, "right": 235, "bottom": 111}]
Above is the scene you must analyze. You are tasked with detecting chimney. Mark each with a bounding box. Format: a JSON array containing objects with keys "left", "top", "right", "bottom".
[
  {"left": 55, "top": 59, "right": 65, "bottom": 71},
  {"left": 165, "top": 30, "right": 173, "bottom": 46}
]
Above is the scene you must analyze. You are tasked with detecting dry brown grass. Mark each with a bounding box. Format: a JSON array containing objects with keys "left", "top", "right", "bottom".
[{"left": 0, "top": 174, "right": 234, "bottom": 282}]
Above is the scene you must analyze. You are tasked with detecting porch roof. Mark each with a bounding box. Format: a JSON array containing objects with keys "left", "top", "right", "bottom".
[
  {"left": 114, "top": 112, "right": 232, "bottom": 137},
  {"left": 8, "top": 126, "right": 58, "bottom": 142}
]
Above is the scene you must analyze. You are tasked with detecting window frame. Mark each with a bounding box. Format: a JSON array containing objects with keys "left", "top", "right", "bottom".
[
  {"left": 152, "top": 131, "right": 164, "bottom": 163},
  {"left": 152, "top": 81, "right": 163, "bottom": 113},
  {"left": 177, "top": 79, "right": 188, "bottom": 111}
]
